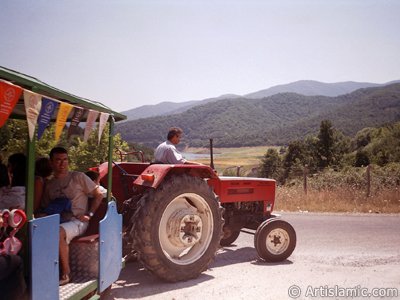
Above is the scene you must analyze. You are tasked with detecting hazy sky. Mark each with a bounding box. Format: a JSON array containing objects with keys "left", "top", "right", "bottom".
[{"left": 1, "top": 0, "right": 399, "bottom": 112}]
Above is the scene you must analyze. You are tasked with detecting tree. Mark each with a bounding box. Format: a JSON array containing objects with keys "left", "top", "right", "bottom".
[
  {"left": 282, "top": 140, "right": 306, "bottom": 182},
  {"left": 68, "top": 126, "right": 129, "bottom": 171},
  {"left": 354, "top": 150, "right": 370, "bottom": 167},
  {"left": 259, "top": 148, "right": 282, "bottom": 180},
  {"left": 315, "top": 120, "right": 349, "bottom": 170},
  {"left": 0, "top": 120, "right": 63, "bottom": 160},
  {"left": 0, "top": 121, "right": 12, "bottom": 152},
  {"left": 316, "top": 120, "right": 335, "bottom": 169}
]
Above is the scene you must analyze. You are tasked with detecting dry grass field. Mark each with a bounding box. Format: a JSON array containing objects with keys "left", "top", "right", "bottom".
[
  {"left": 186, "top": 145, "right": 274, "bottom": 174},
  {"left": 275, "top": 186, "right": 400, "bottom": 214}
]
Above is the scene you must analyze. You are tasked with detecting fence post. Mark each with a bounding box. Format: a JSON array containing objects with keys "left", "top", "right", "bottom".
[
  {"left": 303, "top": 165, "right": 308, "bottom": 195},
  {"left": 366, "top": 165, "right": 371, "bottom": 197},
  {"left": 236, "top": 166, "right": 241, "bottom": 177}
]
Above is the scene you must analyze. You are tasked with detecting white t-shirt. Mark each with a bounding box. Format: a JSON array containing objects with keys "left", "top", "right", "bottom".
[
  {"left": 42, "top": 171, "right": 97, "bottom": 216},
  {"left": 154, "top": 140, "right": 187, "bottom": 164}
]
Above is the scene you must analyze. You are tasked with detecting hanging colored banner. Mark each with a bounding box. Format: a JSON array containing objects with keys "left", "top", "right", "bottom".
[
  {"left": 23, "top": 90, "right": 42, "bottom": 141},
  {"left": 83, "top": 109, "right": 99, "bottom": 142},
  {"left": 37, "top": 97, "right": 59, "bottom": 140},
  {"left": 55, "top": 102, "right": 73, "bottom": 143},
  {"left": 67, "top": 107, "right": 85, "bottom": 139},
  {"left": 0, "top": 80, "right": 23, "bottom": 128},
  {"left": 98, "top": 112, "right": 110, "bottom": 144}
]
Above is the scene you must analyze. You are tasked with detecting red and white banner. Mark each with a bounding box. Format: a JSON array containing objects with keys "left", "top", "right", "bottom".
[
  {"left": 0, "top": 80, "right": 23, "bottom": 128},
  {"left": 84, "top": 109, "right": 99, "bottom": 142},
  {"left": 23, "top": 90, "right": 42, "bottom": 141},
  {"left": 98, "top": 112, "right": 110, "bottom": 144}
]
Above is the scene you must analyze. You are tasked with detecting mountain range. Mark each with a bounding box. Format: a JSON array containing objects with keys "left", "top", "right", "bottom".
[
  {"left": 121, "top": 80, "right": 399, "bottom": 121},
  {"left": 116, "top": 80, "right": 400, "bottom": 148}
]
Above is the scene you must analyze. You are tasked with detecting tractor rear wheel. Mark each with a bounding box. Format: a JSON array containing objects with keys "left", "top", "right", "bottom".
[
  {"left": 254, "top": 219, "right": 296, "bottom": 262},
  {"left": 131, "top": 175, "right": 224, "bottom": 282}
]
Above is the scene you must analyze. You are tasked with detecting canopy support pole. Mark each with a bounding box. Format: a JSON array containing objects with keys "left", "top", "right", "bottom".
[
  {"left": 26, "top": 134, "right": 35, "bottom": 220},
  {"left": 106, "top": 116, "right": 115, "bottom": 202}
]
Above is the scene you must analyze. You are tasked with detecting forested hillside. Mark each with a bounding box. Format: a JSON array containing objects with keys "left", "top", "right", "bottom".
[
  {"left": 121, "top": 94, "right": 240, "bottom": 121},
  {"left": 115, "top": 83, "right": 400, "bottom": 148},
  {"left": 121, "top": 80, "right": 398, "bottom": 121}
]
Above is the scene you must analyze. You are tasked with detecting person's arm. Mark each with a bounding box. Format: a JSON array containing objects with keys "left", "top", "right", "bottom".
[
  {"left": 88, "top": 186, "right": 103, "bottom": 217},
  {"left": 75, "top": 173, "right": 104, "bottom": 222},
  {"left": 168, "top": 148, "right": 203, "bottom": 165},
  {"left": 77, "top": 186, "right": 103, "bottom": 222}
]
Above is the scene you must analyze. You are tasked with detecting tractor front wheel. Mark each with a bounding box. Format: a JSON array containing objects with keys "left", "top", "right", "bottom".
[
  {"left": 131, "top": 175, "right": 224, "bottom": 282},
  {"left": 254, "top": 219, "right": 296, "bottom": 262}
]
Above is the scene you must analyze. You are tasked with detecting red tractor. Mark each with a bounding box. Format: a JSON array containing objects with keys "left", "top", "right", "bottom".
[{"left": 95, "top": 149, "right": 296, "bottom": 282}]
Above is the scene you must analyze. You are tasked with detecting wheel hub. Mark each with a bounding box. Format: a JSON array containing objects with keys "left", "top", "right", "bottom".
[
  {"left": 266, "top": 228, "right": 289, "bottom": 255},
  {"left": 168, "top": 208, "right": 203, "bottom": 247},
  {"left": 271, "top": 235, "right": 282, "bottom": 247}
]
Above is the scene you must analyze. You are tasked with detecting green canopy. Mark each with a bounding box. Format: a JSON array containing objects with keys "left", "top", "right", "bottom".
[{"left": 0, "top": 66, "right": 126, "bottom": 122}]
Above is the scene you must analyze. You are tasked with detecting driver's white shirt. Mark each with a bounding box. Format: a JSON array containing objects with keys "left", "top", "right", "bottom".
[{"left": 154, "top": 140, "right": 187, "bottom": 164}]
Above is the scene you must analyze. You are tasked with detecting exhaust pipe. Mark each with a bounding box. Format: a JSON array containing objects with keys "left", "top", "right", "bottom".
[{"left": 209, "top": 138, "right": 214, "bottom": 170}]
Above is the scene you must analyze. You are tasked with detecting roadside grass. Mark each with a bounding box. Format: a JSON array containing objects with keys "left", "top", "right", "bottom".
[{"left": 275, "top": 186, "right": 400, "bottom": 213}]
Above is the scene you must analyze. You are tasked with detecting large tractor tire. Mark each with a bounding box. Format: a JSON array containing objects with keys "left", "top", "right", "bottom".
[
  {"left": 254, "top": 219, "right": 296, "bottom": 262},
  {"left": 131, "top": 175, "right": 224, "bottom": 282}
]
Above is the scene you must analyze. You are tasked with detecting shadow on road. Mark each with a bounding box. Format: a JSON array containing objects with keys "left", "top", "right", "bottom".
[
  {"left": 251, "top": 259, "right": 294, "bottom": 266},
  {"left": 105, "top": 246, "right": 293, "bottom": 299},
  {"left": 211, "top": 245, "right": 257, "bottom": 268},
  {"left": 104, "top": 261, "right": 215, "bottom": 299},
  {"left": 212, "top": 245, "right": 293, "bottom": 268}
]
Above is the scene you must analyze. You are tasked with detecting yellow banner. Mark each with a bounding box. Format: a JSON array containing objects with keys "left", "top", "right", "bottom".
[{"left": 55, "top": 102, "right": 73, "bottom": 142}]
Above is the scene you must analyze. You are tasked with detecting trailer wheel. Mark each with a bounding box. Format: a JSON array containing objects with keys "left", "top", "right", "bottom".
[
  {"left": 220, "top": 226, "right": 240, "bottom": 247},
  {"left": 254, "top": 219, "right": 296, "bottom": 262},
  {"left": 132, "top": 175, "right": 224, "bottom": 282}
]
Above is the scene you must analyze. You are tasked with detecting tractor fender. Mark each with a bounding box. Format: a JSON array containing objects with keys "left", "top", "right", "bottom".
[
  {"left": 264, "top": 213, "right": 281, "bottom": 221},
  {"left": 133, "top": 164, "right": 219, "bottom": 189}
]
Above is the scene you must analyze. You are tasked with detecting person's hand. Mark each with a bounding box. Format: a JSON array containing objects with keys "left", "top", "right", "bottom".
[{"left": 76, "top": 214, "right": 90, "bottom": 222}]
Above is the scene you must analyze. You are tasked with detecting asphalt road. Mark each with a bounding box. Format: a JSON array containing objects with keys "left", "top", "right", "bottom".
[{"left": 104, "top": 212, "right": 400, "bottom": 300}]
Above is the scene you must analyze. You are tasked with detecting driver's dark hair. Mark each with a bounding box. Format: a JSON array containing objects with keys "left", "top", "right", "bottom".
[
  {"left": 50, "top": 147, "right": 68, "bottom": 159},
  {"left": 167, "top": 127, "right": 183, "bottom": 141}
]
